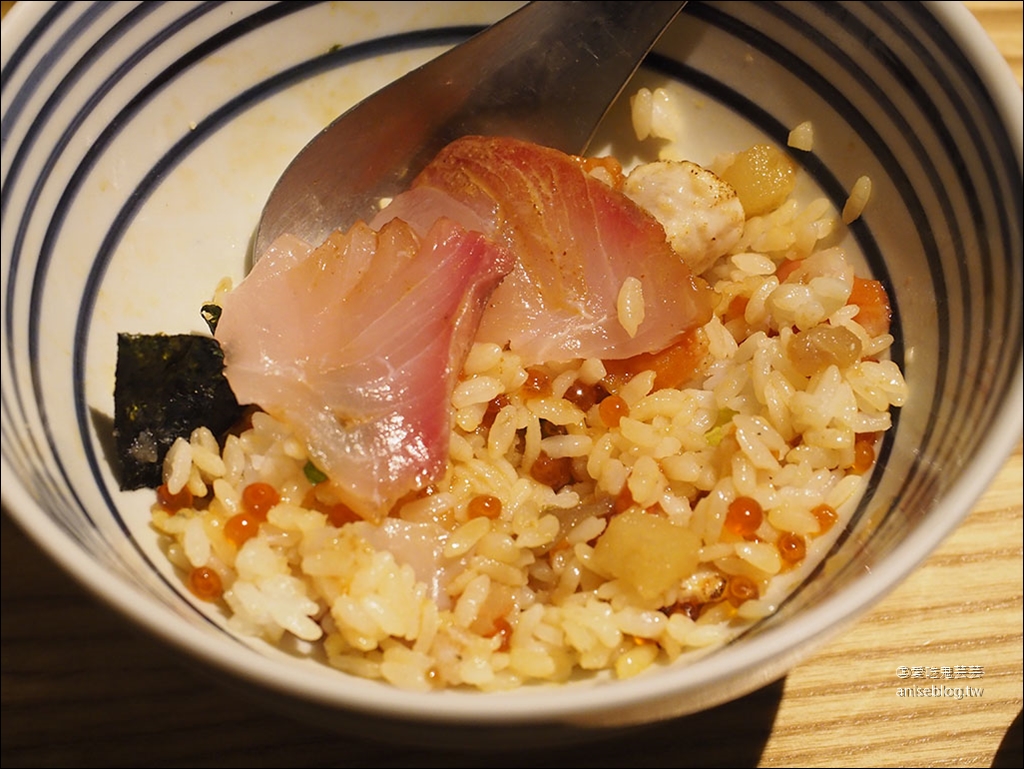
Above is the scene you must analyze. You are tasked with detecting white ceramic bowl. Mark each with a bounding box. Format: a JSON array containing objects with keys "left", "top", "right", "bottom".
[{"left": 2, "top": 0, "right": 1021, "bottom": 742}]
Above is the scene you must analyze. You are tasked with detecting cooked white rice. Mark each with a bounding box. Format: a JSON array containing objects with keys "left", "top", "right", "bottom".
[
  {"left": 150, "top": 94, "right": 906, "bottom": 692},
  {"left": 787, "top": 120, "right": 815, "bottom": 152},
  {"left": 843, "top": 175, "right": 873, "bottom": 224}
]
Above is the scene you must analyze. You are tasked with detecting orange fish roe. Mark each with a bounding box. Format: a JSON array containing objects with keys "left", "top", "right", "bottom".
[
  {"left": 481, "top": 393, "right": 511, "bottom": 428},
  {"left": 488, "top": 616, "right": 514, "bottom": 652},
  {"left": 725, "top": 574, "right": 759, "bottom": 606},
  {"left": 467, "top": 494, "right": 503, "bottom": 519},
  {"left": 222, "top": 482, "right": 281, "bottom": 546},
  {"left": 725, "top": 496, "right": 763, "bottom": 537},
  {"left": 812, "top": 504, "right": 839, "bottom": 533},
  {"left": 547, "top": 538, "right": 572, "bottom": 556},
  {"left": 598, "top": 394, "right": 629, "bottom": 428},
  {"left": 224, "top": 512, "right": 262, "bottom": 546},
  {"left": 242, "top": 481, "right": 280, "bottom": 517},
  {"left": 530, "top": 451, "right": 573, "bottom": 490},
  {"left": 851, "top": 434, "right": 876, "bottom": 474},
  {"left": 155, "top": 483, "right": 193, "bottom": 513},
  {"left": 723, "top": 294, "right": 750, "bottom": 325},
  {"left": 299, "top": 488, "right": 363, "bottom": 527},
  {"left": 562, "top": 379, "right": 601, "bottom": 412},
  {"left": 673, "top": 599, "right": 703, "bottom": 621},
  {"left": 325, "top": 502, "right": 362, "bottom": 527},
  {"left": 847, "top": 276, "right": 892, "bottom": 338},
  {"left": 614, "top": 485, "right": 635, "bottom": 514},
  {"left": 775, "top": 257, "right": 803, "bottom": 283},
  {"left": 188, "top": 566, "right": 223, "bottom": 601},
  {"left": 777, "top": 532, "right": 807, "bottom": 565}
]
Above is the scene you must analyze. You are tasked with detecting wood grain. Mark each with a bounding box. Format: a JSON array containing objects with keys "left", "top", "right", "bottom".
[{"left": 2, "top": 2, "right": 1021, "bottom": 767}]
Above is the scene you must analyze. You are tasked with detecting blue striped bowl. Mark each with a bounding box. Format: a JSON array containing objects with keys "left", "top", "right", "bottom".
[{"left": 2, "top": 1, "right": 1021, "bottom": 737}]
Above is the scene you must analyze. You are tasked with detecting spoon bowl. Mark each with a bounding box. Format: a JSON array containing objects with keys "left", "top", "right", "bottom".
[{"left": 252, "top": 0, "right": 686, "bottom": 260}]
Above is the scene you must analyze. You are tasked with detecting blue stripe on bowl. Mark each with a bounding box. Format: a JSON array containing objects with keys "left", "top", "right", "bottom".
[
  {"left": 0, "top": 0, "right": 78, "bottom": 150},
  {"left": 72, "top": 19, "right": 497, "bottom": 628},
  {"left": 2, "top": 0, "right": 1021, "bottom": 671},
  {"left": 73, "top": 23, "right": 490, "bottom": 533},
  {"left": 1, "top": 2, "right": 500, "bottom": 637},
  {"left": 871, "top": 1, "right": 1022, "bottom": 464},
  {"left": 670, "top": 1, "right": 912, "bottom": 559},
  {"left": 6, "top": 3, "right": 314, "bottom": 540}
]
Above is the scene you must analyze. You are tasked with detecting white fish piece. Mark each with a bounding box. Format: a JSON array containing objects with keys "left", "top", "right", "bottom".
[{"left": 623, "top": 159, "right": 745, "bottom": 276}]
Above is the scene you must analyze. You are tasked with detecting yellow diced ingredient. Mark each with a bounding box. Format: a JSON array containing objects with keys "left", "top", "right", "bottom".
[
  {"left": 720, "top": 143, "right": 796, "bottom": 217},
  {"left": 592, "top": 509, "right": 700, "bottom": 602}
]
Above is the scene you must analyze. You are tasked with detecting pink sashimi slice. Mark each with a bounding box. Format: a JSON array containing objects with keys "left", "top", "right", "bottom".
[
  {"left": 349, "top": 518, "right": 464, "bottom": 609},
  {"left": 215, "top": 217, "right": 514, "bottom": 522},
  {"left": 373, "top": 135, "right": 713, "bottom": 365}
]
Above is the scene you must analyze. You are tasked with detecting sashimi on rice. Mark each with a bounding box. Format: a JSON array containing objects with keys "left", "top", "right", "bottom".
[
  {"left": 217, "top": 136, "right": 715, "bottom": 520},
  {"left": 144, "top": 110, "right": 907, "bottom": 692},
  {"left": 375, "top": 135, "right": 714, "bottom": 365},
  {"left": 214, "top": 217, "right": 514, "bottom": 521}
]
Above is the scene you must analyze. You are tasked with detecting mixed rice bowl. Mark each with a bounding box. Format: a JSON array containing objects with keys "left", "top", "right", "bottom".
[{"left": 142, "top": 88, "right": 907, "bottom": 693}]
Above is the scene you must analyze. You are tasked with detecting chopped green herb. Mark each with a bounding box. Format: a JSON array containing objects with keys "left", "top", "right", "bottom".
[
  {"left": 705, "top": 408, "right": 737, "bottom": 447},
  {"left": 303, "top": 461, "right": 328, "bottom": 485}
]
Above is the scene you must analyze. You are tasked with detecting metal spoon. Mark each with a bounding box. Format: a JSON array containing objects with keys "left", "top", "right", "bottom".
[{"left": 252, "top": 1, "right": 687, "bottom": 261}]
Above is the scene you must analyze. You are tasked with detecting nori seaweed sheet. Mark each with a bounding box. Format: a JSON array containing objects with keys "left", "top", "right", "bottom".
[{"left": 113, "top": 333, "right": 245, "bottom": 490}]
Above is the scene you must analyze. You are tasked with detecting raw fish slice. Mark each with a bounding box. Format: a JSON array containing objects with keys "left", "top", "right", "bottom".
[
  {"left": 215, "top": 217, "right": 514, "bottom": 521},
  {"left": 349, "top": 519, "right": 464, "bottom": 608},
  {"left": 374, "top": 136, "right": 713, "bottom": 364}
]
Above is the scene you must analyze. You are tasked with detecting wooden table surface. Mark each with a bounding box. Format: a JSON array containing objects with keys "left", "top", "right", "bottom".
[{"left": 2, "top": 2, "right": 1021, "bottom": 767}]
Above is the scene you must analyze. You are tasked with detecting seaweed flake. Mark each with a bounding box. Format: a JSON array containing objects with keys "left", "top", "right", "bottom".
[{"left": 113, "top": 333, "right": 245, "bottom": 490}]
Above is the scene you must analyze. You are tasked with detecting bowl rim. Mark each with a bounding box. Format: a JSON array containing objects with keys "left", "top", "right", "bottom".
[{"left": 1, "top": 0, "right": 1022, "bottom": 725}]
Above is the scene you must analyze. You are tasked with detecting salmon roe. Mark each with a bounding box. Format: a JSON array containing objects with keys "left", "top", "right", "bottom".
[
  {"left": 725, "top": 574, "right": 759, "bottom": 606},
  {"left": 242, "top": 482, "right": 280, "bottom": 517},
  {"left": 613, "top": 484, "right": 635, "bottom": 514},
  {"left": 188, "top": 566, "right": 223, "bottom": 601},
  {"left": 530, "top": 451, "right": 573, "bottom": 490},
  {"left": 851, "top": 434, "right": 876, "bottom": 474},
  {"left": 777, "top": 532, "right": 807, "bottom": 564},
  {"left": 467, "top": 494, "right": 503, "bottom": 519},
  {"left": 488, "top": 616, "right": 514, "bottom": 652},
  {"left": 325, "top": 502, "right": 361, "bottom": 528},
  {"left": 156, "top": 483, "right": 193, "bottom": 513},
  {"left": 563, "top": 380, "right": 600, "bottom": 412},
  {"left": 223, "top": 482, "right": 280, "bottom": 546},
  {"left": 224, "top": 512, "right": 262, "bottom": 546},
  {"left": 723, "top": 294, "right": 750, "bottom": 325},
  {"left": 725, "top": 496, "right": 763, "bottom": 537},
  {"left": 812, "top": 503, "right": 839, "bottom": 533},
  {"left": 598, "top": 394, "right": 629, "bottom": 427}
]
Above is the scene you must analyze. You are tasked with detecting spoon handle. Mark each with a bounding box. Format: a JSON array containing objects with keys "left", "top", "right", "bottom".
[{"left": 254, "top": 1, "right": 686, "bottom": 258}]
